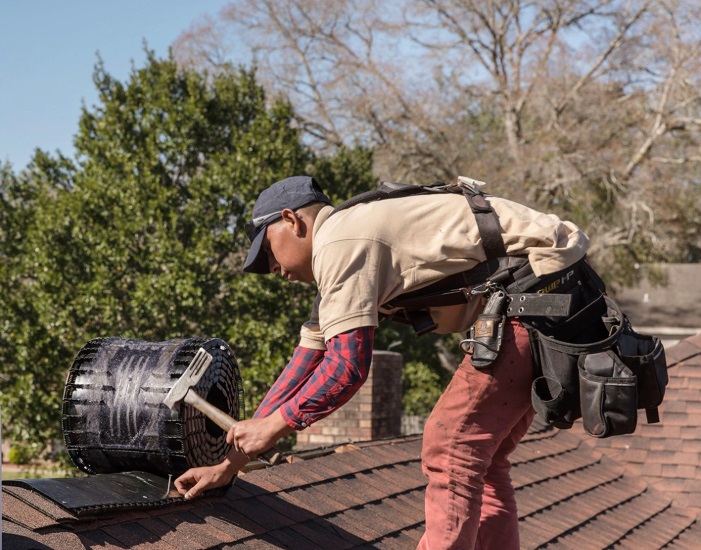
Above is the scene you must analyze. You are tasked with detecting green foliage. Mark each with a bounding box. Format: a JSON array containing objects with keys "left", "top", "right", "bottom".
[
  {"left": 374, "top": 322, "right": 447, "bottom": 373},
  {"left": 1, "top": 48, "right": 458, "bottom": 455},
  {"left": 373, "top": 321, "right": 451, "bottom": 419},
  {"left": 0, "top": 51, "right": 378, "bottom": 446},
  {"left": 311, "top": 145, "right": 377, "bottom": 202},
  {"left": 7, "top": 444, "right": 35, "bottom": 465},
  {"left": 401, "top": 361, "right": 445, "bottom": 417}
]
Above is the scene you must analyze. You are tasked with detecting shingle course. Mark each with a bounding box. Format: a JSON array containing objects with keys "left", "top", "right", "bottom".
[
  {"left": 585, "top": 333, "right": 701, "bottom": 517},
  {"left": 190, "top": 501, "right": 266, "bottom": 539},
  {"left": 666, "top": 340, "right": 701, "bottom": 366},
  {"left": 8, "top": 337, "right": 701, "bottom": 549}
]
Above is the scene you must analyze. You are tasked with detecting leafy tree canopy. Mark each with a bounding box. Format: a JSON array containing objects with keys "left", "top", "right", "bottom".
[{"left": 1, "top": 51, "right": 443, "bottom": 454}]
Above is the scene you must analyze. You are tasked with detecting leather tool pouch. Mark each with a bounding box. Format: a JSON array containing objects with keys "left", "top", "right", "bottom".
[
  {"left": 578, "top": 349, "right": 638, "bottom": 437},
  {"left": 529, "top": 295, "right": 619, "bottom": 429},
  {"left": 461, "top": 289, "right": 507, "bottom": 369},
  {"left": 579, "top": 322, "right": 667, "bottom": 437},
  {"left": 468, "top": 314, "right": 505, "bottom": 369},
  {"left": 528, "top": 295, "right": 668, "bottom": 437}
]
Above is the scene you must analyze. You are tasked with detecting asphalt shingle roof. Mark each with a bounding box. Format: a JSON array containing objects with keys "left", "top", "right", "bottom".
[
  {"left": 4, "top": 335, "right": 701, "bottom": 549},
  {"left": 585, "top": 333, "right": 701, "bottom": 517}
]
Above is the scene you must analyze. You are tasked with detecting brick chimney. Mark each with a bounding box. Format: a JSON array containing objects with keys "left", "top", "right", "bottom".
[{"left": 295, "top": 350, "right": 403, "bottom": 449}]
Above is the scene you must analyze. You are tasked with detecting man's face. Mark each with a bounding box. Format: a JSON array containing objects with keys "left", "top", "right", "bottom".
[{"left": 262, "top": 211, "right": 315, "bottom": 283}]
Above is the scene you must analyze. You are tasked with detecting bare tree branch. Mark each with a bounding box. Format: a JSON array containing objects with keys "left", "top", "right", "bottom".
[
  {"left": 172, "top": 0, "right": 701, "bottom": 274},
  {"left": 549, "top": 0, "right": 653, "bottom": 127}
]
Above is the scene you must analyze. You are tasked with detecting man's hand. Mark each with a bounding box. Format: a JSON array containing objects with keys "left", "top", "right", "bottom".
[
  {"left": 174, "top": 449, "right": 247, "bottom": 500},
  {"left": 228, "top": 409, "right": 294, "bottom": 458},
  {"left": 175, "top": 410, "right": 294, "bottom": 500}
]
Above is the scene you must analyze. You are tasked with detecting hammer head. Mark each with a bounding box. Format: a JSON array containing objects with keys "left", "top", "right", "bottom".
[{"left": 163, "top": 347, "right": 213, "bottom": 410}]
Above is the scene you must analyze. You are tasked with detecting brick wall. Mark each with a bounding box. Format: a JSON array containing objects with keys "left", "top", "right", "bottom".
[{"left": 295, "top": 351, "right": 403, "bottom": 449}]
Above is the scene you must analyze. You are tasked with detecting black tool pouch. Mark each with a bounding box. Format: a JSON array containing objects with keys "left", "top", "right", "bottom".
[
  {"left": 579, "top": 321, "right": 668, "bottom": 437},
  {"left": 617, "top": 321, "right": 668, "bottom": 418},
  {"left": 529, "top": 295, "right": 622, "bottom": 429},
  {"left": 528, "top": 295, "right": 668, "bottom": 437}
]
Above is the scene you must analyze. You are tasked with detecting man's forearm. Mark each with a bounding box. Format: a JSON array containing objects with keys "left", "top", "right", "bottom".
[
  {"left": 223, "top": 447, "right": 251, "bottom": 474},
  {"left": 281, "top": 326, "right": 374, "bottom": 429},
  {"left": 268, "top": 407, "right": 296, "bottom": 439},
  {"left": 253, "top": 345, "right": 326, "bottom": 420}
]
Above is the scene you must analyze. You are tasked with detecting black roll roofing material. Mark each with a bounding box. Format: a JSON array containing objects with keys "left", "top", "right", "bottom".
[{"left": 62, "top": 337, "right": 243, "bottom": 476}]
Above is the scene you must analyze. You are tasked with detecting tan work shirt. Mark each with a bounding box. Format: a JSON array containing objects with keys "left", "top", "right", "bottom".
[{"left": 299, "top": 191, "right": 588, "bottom": 350}]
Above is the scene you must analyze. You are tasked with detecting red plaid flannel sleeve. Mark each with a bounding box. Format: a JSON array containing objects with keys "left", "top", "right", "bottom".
[{"left": 253, "top": 326, "right": 375, "bottom": 429}]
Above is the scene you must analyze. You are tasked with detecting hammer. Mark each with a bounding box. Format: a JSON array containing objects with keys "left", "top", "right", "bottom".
[{"left": 163, "top": 347, "right": 283, "bottom": 466}]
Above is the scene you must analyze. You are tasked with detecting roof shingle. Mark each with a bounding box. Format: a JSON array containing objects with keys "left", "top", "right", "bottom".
[{"left": 5, "top": 336, "right": 701, "bottom": 549}]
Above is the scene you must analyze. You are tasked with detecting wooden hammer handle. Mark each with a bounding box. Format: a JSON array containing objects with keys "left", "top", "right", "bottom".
[{"left": 184, "top": 390, "right": 283, "bottom": 466}]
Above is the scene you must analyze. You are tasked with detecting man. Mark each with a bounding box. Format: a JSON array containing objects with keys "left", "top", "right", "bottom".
[{"left": 175, "top": 174, "right": 593, "bottom": 549}]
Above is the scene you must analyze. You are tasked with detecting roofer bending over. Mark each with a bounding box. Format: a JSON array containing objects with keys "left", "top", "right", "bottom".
[{"left": 175, "top": 175, "right": 609, "bottom": 549}]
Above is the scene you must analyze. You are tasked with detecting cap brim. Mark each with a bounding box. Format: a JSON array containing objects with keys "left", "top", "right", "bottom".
[{"left": 243, "top": 229, "right": 270, "bottom": 274}]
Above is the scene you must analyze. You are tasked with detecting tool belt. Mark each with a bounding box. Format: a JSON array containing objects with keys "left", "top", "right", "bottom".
[
  {"left": 398, "top": 255, "right": 669, "bottom": 439},
  {"left": 383, "top": 255, "right": 590, "bottom": 333},
  {"left": 333, "top": 177, "right": 669, "bottom": 438}
]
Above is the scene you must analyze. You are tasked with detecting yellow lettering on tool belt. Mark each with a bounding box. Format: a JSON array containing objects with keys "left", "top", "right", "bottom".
[{"left": 538, "top": 269, "right": 575, "bottom": 294}]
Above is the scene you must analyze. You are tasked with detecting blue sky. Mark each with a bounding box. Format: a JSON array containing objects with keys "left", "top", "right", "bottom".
[{"left": 0, "top": 1, "right": 232, "bottom": 171}]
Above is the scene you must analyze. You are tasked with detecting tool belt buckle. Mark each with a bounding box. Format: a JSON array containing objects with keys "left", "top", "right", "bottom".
[{"left": 469, "top": 281, "right": 496, "bottom": 296}]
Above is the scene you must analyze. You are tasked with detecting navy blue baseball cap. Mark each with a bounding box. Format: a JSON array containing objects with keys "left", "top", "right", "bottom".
[{"left": 243, "top": 176, "right": 332, "bottom": 274}]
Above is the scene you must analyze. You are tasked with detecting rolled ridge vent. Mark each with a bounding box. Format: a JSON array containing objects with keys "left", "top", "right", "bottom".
[{"left": 62, "top": 337, "right": 243, "bottom": 476}]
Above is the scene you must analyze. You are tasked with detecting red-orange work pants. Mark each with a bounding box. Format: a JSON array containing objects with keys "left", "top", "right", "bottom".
[{"left": 417, "top": 319, "right": 535, "bottom": 550}]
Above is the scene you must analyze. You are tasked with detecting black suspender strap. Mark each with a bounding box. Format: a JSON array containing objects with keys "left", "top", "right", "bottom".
[
  {"left": 330, "top": 181, "right": 441, "bottom": 215},
  {"left": 330, "top": 179, "right": 521, "bottom": 335},
  {"left": 461, "top": 190, "right": 507, "bottom": 260},
  {"left": 332, "top": 180, "right": 508, "bottom": 261}
]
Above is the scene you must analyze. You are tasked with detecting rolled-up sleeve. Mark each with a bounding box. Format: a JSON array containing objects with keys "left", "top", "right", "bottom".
[
  {"left": 253, "top": 345, "right": 326, "bottom": 420},
  {"left": 280, "top": 326, "right": 374, "bottom": 430}
]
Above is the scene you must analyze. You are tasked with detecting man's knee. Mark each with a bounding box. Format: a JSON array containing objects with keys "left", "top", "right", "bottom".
[{"left": 421, "top": 411, "right": 451, "bottom": 475}]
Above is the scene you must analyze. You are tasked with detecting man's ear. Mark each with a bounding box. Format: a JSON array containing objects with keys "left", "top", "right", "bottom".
[
  {"left": 281, "top": 208, "right": 304, "bottom": 236},
  {"left": 280, "top": 208, "right": 296, "bottom": 225}
]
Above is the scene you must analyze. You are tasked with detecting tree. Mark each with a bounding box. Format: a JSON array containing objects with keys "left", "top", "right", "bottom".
[
  {"left": 174, "top": 0, "right": 701, "bottom": 284},
  {"left": 0, "top": 51, "right": 378, "bottom": 451},
  {"left": 1, "top": 155, "right": 76, "bottom": 454}
]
